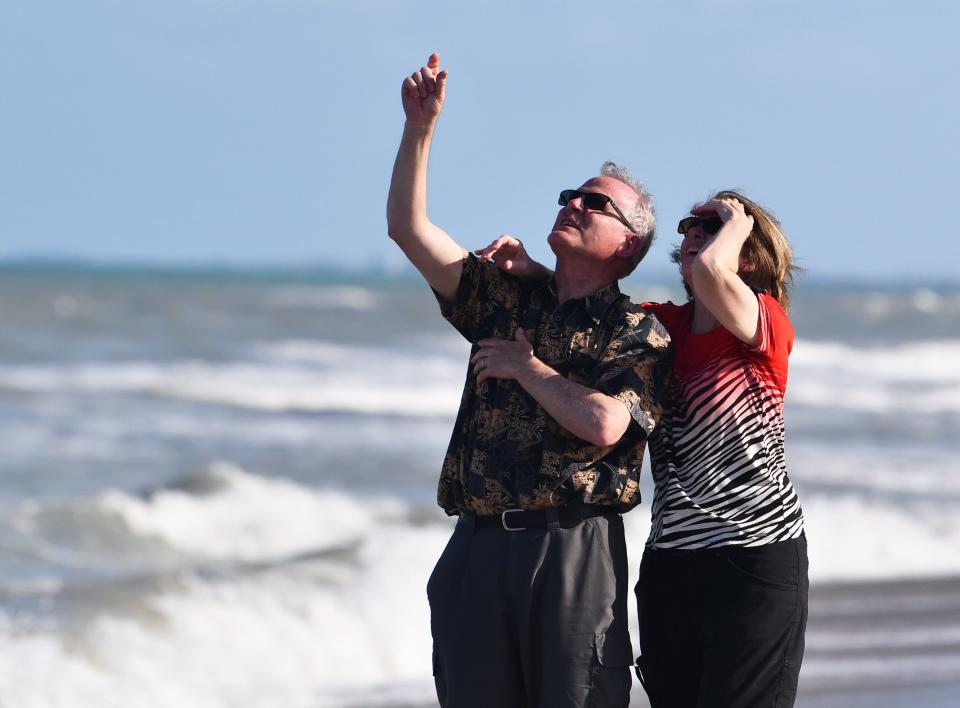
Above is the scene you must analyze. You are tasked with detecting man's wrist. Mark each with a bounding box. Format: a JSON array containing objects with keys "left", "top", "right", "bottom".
[
  {"left": 515, "top": 355, "right": 549, "bottom": 388},
  {"left": 403, "top": 120, "right": 438, "bottom": 137}
]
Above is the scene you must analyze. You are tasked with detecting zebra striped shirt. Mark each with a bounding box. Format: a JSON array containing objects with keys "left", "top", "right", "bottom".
[{"left": 643, "top": 294, "right": 804, "bottom": 549}]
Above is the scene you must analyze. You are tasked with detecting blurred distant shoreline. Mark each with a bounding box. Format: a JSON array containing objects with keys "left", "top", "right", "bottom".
[{"left": 0, "top": 256, "right": 957, "bottom": 291}]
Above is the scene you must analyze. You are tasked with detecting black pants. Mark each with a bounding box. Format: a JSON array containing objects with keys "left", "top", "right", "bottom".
[
  {"left": 428, "top": 512, "right": 634, "bottom": 708},
  {"left": 635, "top": 536, "right": 808, "bottom": 708}
]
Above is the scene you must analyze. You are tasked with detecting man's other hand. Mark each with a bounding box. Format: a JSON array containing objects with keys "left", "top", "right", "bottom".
[{"left": 472, "top": 329, "right": 536, "bottom": 389}]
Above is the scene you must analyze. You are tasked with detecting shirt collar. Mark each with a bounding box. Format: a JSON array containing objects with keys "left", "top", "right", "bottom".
[{"left": 537, "top": 278, "right": 622, "bottom": 324}]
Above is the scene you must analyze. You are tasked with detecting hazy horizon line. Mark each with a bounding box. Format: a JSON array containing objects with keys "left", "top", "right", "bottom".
[{"left": 0, "top": 255, "right": 956, "bottom": 291}]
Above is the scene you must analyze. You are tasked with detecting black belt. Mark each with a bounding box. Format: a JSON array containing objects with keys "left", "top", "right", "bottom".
[{"left": 465, "top": 504, "right": 617, "bottom": 531}]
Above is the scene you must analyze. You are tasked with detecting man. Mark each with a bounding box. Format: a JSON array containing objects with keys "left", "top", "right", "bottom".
[{"left": 386, "top": 53, "right": 670, "bottom": 708}]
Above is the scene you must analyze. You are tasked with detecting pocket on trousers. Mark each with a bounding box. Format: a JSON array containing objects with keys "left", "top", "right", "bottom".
[
  {"left": 426, "top": 524, "right": 465, "bottom": 606},
  {"left": 724, "top": 543, "right": 800, "bottom": 591},
  {"left": 593, "top": 514, "right": 626, "bottom": 581},
  {"left": 589, "top": 631, "right": 633, "bottom": 708}
]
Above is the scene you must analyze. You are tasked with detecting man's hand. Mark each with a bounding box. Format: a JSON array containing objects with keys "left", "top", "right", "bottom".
[
  {"left": 386, "top": 51, "right": 464, "bottom": 302},
  {"left": 470, "top": 328, "right": 632, "bottom": 447},
  {"left": 401, "top": 52, "right": 448, "bottom": 126},
  {"left": 471, "top": 329, "right": 536, "bottom": 389},
  {"left": 475, "top": 235, "right": 552, "bottom": 280}
]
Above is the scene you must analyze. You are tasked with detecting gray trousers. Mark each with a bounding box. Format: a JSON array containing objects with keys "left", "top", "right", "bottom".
[{"left": 427, "top": 511, "right": 633, "bottom": 708}]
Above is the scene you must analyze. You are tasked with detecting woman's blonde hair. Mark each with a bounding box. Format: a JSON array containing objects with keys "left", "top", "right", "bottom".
[{"left": 673, "top": 190, "right": 801, "bottom": 310}]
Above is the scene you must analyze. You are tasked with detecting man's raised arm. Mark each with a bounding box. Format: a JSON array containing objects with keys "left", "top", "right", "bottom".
[{"left": 386, "top": 52, "right": 466, "bottom": 303}]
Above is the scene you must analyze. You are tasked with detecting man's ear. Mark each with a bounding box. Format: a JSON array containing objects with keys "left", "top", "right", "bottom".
[{"left": 616, "top": 234, "right": 643, "bottom": 259}]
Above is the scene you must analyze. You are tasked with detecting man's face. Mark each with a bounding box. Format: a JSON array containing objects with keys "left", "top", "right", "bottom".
[{"left": 547, "top": 176, "right": 638, "bottom": 263}]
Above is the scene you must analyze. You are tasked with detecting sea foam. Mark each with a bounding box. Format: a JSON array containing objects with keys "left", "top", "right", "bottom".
[
  {"left": 789, "top": 339, "right": 960, "bottom": 414},
  {"left": 0, "top": 342, "right": 467, "bottom": 417},
  {"left": 100, "top": 463, "right": 371, "bottom": 562},
  {"left": 2, "top": 337, "right": 958, "bottom": 417},
  {"left": 2, "top": 466, "right": 448, "bottom": 705},
  {"left": 4, "top": 464, "right": 960, "bottom": 707}
]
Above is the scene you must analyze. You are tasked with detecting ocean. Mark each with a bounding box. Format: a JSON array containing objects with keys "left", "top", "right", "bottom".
[{"left": 0, "top": 264, "right": 958, "bottom": 707}]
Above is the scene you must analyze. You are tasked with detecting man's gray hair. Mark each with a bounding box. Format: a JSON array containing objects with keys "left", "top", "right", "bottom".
[{"left": 600, "top": 161, "right": 656, "bottom": 276}]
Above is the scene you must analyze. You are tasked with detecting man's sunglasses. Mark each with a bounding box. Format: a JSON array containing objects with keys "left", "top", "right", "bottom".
[
  {"left": 558, "top": 189, "right": 637, "bottom": 233},
  {"left": 677, "top": 215, "right": 724, "bottom": 236}
]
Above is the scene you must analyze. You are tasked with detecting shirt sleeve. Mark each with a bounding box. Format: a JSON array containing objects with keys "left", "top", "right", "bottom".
[
  {"left": 744, "top": 293, "right": 794, "bottom": 390},
  {"left": 432, "top": 252, "right": 521, "bottom": 343},
  {"left": 747, "top": 293, "right": 794, "bottom": 359},
  {"left": 594, "top": 310, "right": 673, "bottom": 437}
]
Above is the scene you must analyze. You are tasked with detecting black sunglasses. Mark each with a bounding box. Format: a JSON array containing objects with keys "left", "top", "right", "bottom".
[
  {"left": 677, "top": 215, "right": 724, "bottom": 236},
  {"left": 558, "top": 189, "right": 637, "bottom": 233}
]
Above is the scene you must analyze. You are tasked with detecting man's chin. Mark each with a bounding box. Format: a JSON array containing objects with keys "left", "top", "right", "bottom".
[{"left": 547, "top": 230, "right": 571, "bottom": 253}]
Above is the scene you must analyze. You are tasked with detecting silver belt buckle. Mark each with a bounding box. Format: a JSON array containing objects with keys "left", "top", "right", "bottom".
[{"left": 501, "top": 509, "right": 525, "bottom": 531}]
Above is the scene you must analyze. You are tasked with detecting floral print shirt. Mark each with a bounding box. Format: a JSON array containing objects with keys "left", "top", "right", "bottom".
[{"left": 433, "top": 253, "right": 671, "bottom": 515}]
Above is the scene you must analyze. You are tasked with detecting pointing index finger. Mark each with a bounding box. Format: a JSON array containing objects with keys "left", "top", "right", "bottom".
[{"left": 435, "top": 69, "right": 448, "bottom": 103}]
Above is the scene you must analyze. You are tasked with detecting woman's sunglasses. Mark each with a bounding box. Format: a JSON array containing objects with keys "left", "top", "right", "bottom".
[
  {"left": 558, "top": 189, "right": 637, "bottom": 233},
  {"left": 677, "top": 215, "right": 724, "bottom": 236}
]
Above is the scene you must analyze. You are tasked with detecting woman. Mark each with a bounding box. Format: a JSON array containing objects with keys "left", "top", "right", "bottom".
[{"left": 478, "top": 191, "right": 808, "bottom": 707}]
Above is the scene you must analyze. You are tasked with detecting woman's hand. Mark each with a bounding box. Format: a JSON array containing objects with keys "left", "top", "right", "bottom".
[
  {"left": 692, "top": 197, "right": 754, "bottom": 244},
  {"left": 474, "top": 235, "right": 551, "bottom": 279},
  {"left": 688, "top": 196, "right": 761, "bottom": 345}
]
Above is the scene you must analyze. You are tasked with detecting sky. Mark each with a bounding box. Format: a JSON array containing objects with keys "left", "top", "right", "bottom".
[{"left": 1, "top": 0, "right": 957, "bottom": 281}]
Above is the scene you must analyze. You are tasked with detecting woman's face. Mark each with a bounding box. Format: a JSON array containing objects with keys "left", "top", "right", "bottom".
[
  {"left": 678, "top": 224, "right": 705, "bottom": 284},
  {"left": 676, "top": 212, "right": 755, "bottom": 286},
  {"left": 676, "top": 212, "right": 723, "bottom": 282}
]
